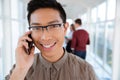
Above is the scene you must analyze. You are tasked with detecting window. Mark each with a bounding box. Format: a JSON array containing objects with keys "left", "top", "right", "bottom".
[
  {"left": 96, "top": 23, "right": 105, "bottom": 60},
  {"left": 107, "top": 0, "right": 116, "bottom": 20},
  {"left": 0, "top": 19, "right": 3, "bottom": 79},
  {"left": 0, "top": 20, "right": 3, "bottom": 57},
  {"left": 91, "top": 8, "right": 97, "bottom": 23},
  {"left": 11, "top": 20, "right": 20, "bottom": 64},
  {"left": 11, "top": 0, "right": 19, "bottom": 19},
  {"left": 0, "top": 0, "right": 2, "bottom": 16},
  {"left": 89, "top": 0, "right": 116, "bottom": 77},
  {"left": 0, "top": 0, "right": 27, "bottom": 78},
  {"left": 106, "top": 21, "right": 114, "bottom": 67},
  {"left": 90, "top": 24, "right": 96, "bottom": 54},
  {"left": 97, "top": 2, "right": 106, "bottom": 21}
]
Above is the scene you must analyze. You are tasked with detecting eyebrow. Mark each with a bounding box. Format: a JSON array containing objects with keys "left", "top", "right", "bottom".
[
  {"left": 47, "top": 20, "right": 60, "bottom": 24},
  {"left": 31, "top": 23, "right": 41, "bottom": 25},
  {"left": 30, "top": 20, "right": 61, "bottom": 26}
]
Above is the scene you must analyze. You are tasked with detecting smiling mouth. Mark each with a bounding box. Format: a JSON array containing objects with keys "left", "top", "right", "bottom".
[{"left": 40, "top": 42, "right": 56, "bottom": 49}]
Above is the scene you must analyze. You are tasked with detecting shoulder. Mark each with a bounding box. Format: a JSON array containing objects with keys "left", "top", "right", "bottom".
[
  {"left": 77, "top": 30, "right": 89, "bottom": 36},
  {"left": 68, "top": 53, "right": 86, "bottom": 64},
  {"left": 78, "top": 29, "right": 88, "bottom": 32},
  {"left": 66, "top": 53, "right": 98, "bottom": 80},
  {"left": 67, "top": 54, "right": 96, "bottom": 73},
  {"left": 67, "top": 53, "right": 93, "bottom": 69}
]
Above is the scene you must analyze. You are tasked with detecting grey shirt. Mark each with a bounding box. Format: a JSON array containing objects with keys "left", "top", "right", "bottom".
[{"left": 5, "top": 51, "right": 98, "bottom": 80}]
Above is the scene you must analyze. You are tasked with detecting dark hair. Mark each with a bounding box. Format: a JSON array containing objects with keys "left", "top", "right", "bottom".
[
  {"left": 70, "top": 24, "right": 75, "bottom": 31},
  {"left": 75, "top": 18, "right": 82, "bottom": 25},
  {"left": 27, "top": 0, "right": 66, "bottom": 25}
]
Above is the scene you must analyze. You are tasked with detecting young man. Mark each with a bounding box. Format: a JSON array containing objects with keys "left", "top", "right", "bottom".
[
  {"left": 5, "top": 0, "right": 97, "bottom": 80},
  {"left": 71, "top": 19, "right": 90, "bottom": 59}
]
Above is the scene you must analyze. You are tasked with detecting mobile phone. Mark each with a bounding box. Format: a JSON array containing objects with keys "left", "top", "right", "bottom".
[{"left": 26, "top": 34, "right": 33, "bottom": 55}]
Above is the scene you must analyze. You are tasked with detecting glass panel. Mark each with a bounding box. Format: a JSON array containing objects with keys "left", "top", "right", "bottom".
[
  {"left": 91, "top": 8, "right": 97, "bottom": 23},
  {"left": 106, "top": 21, "right": 114, "bottom": 67},
  {"left": 96, "top": 23, "right": 105, "bottom": 60},
  {"left": 11, "top": 0, "right": 18, "bottom": 19},
  {"left": 0, "top": 19, "right": 3, "bottom": 79},
  {"left": 11, "top": 21, "right": 20, "bottom": 64},
  {"left": 97, "top": 2, "right": 106, "bottom": 21},
  {"left": 0, "top": 0, "right": 2, "bottom": 16},
  {"left": 107, "top": 0, "right": 116, "bottom": 20},
  {"left": 19, "top": 0, "right": 25, "bottom": 19},
  {"left": 90, "top": 24, "right": 96, "bottom": 54}
]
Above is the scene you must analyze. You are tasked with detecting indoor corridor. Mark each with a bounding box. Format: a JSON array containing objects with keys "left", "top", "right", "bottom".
[{"left": 0, "top": 0, "right": 120, "bottom": 80}]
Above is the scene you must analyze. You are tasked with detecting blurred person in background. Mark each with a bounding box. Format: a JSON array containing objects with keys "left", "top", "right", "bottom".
[
  {"left": 71, "top": 18, "right": 90, "bottom": 60},
  {"left": 65, "top": 24, "right": 75, "bottom": 53}
]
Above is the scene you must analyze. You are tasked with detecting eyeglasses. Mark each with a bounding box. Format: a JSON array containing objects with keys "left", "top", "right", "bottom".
[{"left": 29, "top": 23, "right": 64, "bottom": 33}]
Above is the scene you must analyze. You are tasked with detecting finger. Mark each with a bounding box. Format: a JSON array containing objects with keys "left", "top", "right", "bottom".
[
  {"left": 30, "top": 46, "right": 35, "bottom": 56},
  {"left": 18, "top": 31, "right": 32, "bottom": 42},
  {"left": 17, "top": 41, "right": 29, "bottom": 49},
  {"left": 22, "top": 41, "right": 29, "bottom": 49},
  {"left": 18, "top": 31, "right": 31, "bottom": 40},
  {"left": 24, "top": 31, "right": 32, "bottom": 36},
  {"left": 20, "top": 36, "right": 32, "bottom": 42}
]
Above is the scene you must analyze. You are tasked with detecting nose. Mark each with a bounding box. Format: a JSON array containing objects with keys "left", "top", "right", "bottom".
[{"left": 40, "top": 30, "right": 52, "bottom": 41}]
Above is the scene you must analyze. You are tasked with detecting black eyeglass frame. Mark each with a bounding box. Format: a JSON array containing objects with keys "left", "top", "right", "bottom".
[{"left": 28, "top": 23, "right": 64, "bottom": 31}]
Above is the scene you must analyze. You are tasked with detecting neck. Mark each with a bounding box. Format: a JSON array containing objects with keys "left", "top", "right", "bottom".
[{"left": 41, "top": 48, "right": 64, "bottom": 62}]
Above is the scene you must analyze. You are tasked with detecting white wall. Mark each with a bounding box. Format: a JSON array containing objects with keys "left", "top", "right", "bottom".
[{"left": 112, "top": 0, "right": 120, "bottom": 80}]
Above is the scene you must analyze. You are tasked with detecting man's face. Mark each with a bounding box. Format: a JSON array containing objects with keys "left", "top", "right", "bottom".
[
  {"left": 74, "top": 23, "right": 79, "bottom": 29},
  {"left": 30, "top": 8, "right": 68, "bottom": 56}
]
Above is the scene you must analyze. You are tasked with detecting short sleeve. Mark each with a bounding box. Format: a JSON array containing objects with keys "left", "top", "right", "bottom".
[{"left": 5, "top": 64, "right": 16, "bottom": 80}]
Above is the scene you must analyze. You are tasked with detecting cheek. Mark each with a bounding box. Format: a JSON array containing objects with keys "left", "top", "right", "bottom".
[
  {"left": 31, "top": 33, "right": 39, "bottom": 43},
  {"left": 57, "top": 31, "right": 65, "bottom": 43}
]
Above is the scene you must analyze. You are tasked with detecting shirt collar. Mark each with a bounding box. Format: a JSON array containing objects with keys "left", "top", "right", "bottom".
[
  {"left": 76, "top": 26, "right": 84, "bottom": 30},
  {"left": 39, "top": 48, "right": 68, "bottom": 71}
]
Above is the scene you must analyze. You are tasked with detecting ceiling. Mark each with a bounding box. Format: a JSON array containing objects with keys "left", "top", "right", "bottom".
[
  {"left": 24, "top": 0, "right": 105, "bottom": 19},
  {"left": 57, "top": 0, "right": 105, "bottom": 19}
]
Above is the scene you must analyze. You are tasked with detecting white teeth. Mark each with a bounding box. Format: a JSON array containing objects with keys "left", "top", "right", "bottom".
[
  {"left": 43, "top": 45, "right": 51, "bottom": 48},
  {"left": 42, "top": 43, "right": 55, "bottom": 48}
]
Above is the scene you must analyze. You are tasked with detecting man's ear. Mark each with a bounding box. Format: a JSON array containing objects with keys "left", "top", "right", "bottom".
[{"left": 64, "top": 22, "right": 69, "bottom": 34}]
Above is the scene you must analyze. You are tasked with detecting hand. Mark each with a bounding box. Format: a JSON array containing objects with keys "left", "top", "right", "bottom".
[
  {"left": 15, "top": 31, "right": 35, "bottom": 70},
  {"left": 72, "top": 50, "right": 75, "bottom": 54},
  {"left": 71, "top": 48, "right": 75, "bottom": 54}
]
